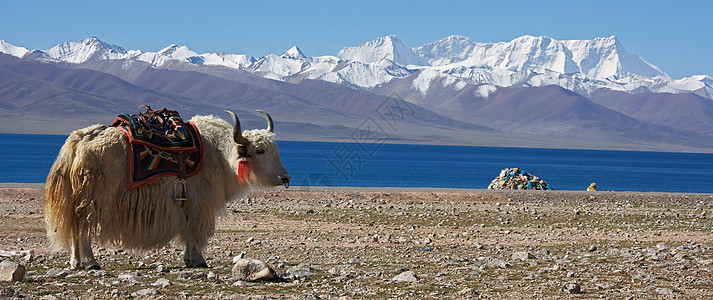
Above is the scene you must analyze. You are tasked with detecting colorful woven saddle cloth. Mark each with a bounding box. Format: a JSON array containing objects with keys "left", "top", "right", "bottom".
[{"left": 111, "top": 106, "right": 203, "bottom": 189}]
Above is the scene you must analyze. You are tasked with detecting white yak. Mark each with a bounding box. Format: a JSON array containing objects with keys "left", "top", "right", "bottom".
[{"left": 44, "top": 110, "right": 290, "bottom": 270}]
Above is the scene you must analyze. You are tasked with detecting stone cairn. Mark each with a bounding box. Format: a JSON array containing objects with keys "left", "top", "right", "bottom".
[{"left": 487, "top": 168, "right": 553, "bottom": 190}]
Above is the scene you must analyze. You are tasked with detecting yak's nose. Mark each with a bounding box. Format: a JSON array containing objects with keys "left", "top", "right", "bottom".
[
  {"left": 278, "top": 174, "right": 291, "bottom": 184},
  {"left": 277, "top": 174, "right": 291, "bottom": 188}
]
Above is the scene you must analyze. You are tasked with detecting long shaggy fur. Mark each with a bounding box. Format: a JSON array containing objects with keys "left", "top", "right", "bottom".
[{"left": 44, "top": 115, "right": 248, "bottom": 252}]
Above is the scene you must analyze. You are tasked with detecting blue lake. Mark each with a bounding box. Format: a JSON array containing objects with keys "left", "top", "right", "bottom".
[{"left": 1, "top": 133, "right": 712, "bottom": 193}]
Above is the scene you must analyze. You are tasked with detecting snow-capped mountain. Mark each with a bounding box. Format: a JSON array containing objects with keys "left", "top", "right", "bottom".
[
  {"left": 0, "top": 40, "right": 29, "bottom": 58},
  {"left": 337, "top": 35, "right": 423, "bottom": 66},
  {"left": 0, "top": 35, "right": 711, "bottom": 100}
]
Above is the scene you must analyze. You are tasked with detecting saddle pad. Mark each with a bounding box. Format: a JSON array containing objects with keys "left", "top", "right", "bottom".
[{"left": 112, "top": 113, "right": 203, "bottom": 189}]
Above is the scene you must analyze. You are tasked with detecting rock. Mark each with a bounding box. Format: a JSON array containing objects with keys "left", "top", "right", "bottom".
[
  {"left": 109, "top": 289, "right": 129, "bottom": 297},
  {"left": 656, "top": 243, "right": 670, "bottom": 251},
  {"left": 286, "top": 263, "right": 318, "bottom": 279},
  {"left": 655, "top": 287, "right": 673, "bottom": 295},
  {"left": 88, "top": 270, "right": 108, "bottom": 277},
  {"left": 562, "top": 281, "right": 581, "bottom": 293},
  {"left": 0, "top": 287, "right": 15, "bottom": 297},
  {"left": 232, "top": 259, "right": 275, "bottom": 281},
  {"left": 207, "top": 271, "right": 219, "bottom": 282},
  {"left": 457, "top": 287, "right": 478, "bottom": 296},
  {"left": 151, "top": 278, "right": 170, "bottom": 287},
  {"left": 478, "top": 257, "right": 511, "bottom": 269},
  {"left": 232, "top": 252, "right": 247, "bottom": 264},
  {"left": 588, "top": 245, "right": 597, "bottom": 252},
  {"left": 536, "top": 249, "right": 550, "bottom": 256},
  {"left": 156, "top": 264, "right": 167, "bottom": 273},
  {"left": 327, "top": 265, "right": 353, "bottom": 277},
  {"left": 118, "top": 272, "right": 143, "bottom": 284},
  {"left": 512, "top": 251, "right": 535, "bottom": 261},
  {"left": 524, "top": 274, "right": 541, "bottom": 280},
  {"left": 46, "top": 268, "right": 69, "bottom": 278},
  {"left": 293, "top": 294, "right": 321, "bottom": 300},
  {"left": 177, "top": 271, "right": 207, "bottom": 280},
  {"left": 131, "top": 288, "right": 160, "bottom": 297},
  {"left": 0, "top": 260, "right": 25, "bottom": 282},
  {"left": 392, "top": 270, "right": 419, "bottom": 282}
]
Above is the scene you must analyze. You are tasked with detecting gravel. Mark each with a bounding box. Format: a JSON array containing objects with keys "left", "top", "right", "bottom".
[{"left": 0, "top": 187, "right": 712, "bottom": 298}]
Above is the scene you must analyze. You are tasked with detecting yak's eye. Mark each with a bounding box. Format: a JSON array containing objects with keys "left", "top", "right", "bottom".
[{"left": 256, "top": 148, "right": 265, "bottom": 155}]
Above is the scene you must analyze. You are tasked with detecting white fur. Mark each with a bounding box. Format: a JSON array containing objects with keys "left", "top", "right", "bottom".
[{"left": 44, "top": 114, "right": 289, "bottom": 269}]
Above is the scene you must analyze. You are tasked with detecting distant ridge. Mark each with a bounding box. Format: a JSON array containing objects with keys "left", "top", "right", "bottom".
[{"left": 1, "top": 35, "right": 713, "bottom": 152}]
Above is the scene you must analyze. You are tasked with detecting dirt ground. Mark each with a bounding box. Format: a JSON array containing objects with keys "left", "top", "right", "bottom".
[{"left": 0, "top": 186, "right": 712, "bottom": 299}]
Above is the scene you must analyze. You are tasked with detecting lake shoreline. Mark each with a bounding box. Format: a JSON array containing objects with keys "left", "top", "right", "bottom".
[{"left": 3, "top": 183, "right": 712, "bottom": 196}]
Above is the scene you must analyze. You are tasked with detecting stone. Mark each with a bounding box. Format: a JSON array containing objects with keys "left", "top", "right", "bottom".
[
  {"left": 655, "top": 287, "right": 674, "bottom": 295},
  {"left": 232, "top": 252, "right": 247, "bottom": 264},
  {"left": 588, "top": 245, "right": 597, "bottom": 252},
  {"left": 156, "top": 264, "right": 167, "bottom": 273},
  {"left": 0, "top": 287, "right": 15, "bottom": 297},
  {"left": 536, "top": 249, "right": 550, "bottom": 256},
  {"left": 46, "top": 268, "right": 69, "bottom": 278},
  {"left": 512, "top": 251, "right": 535, "bottom": 261},
  {"left": 328, "top": 265, "right": 354, "bottom": 277},
  {"left": 177, "top": 271, "right": 206, "bottom": 280},
  {"left": 478, "top": 257, "right": 511, "bottom": 269},
  {"left": 109, "top": 289, "right": 129, "bottom": 297},
  {"left": 562, "top": 281, "right": 581, "bottom": 293},
  {"left": 232, "top": 259, "right": 275, "bottom": 281},
  {"left": 656, "top": 243, "right": 670, "bottom": 251},
  {"left": 207, "top": 271, "right": 219, "bottom": 282},
  {"left": 118, "top": 272, "right": 143, "bottom": 284},
  {"left": 286, "top": 263, "right": 318, "bottom": 279},
  {"left": 131, "top": 288, "right": 160, "bottom": 297},
  {"left": 457, "top": 287, "right": 478, "bottom": 296},
  {"left": 0, "top": 260, "right": 25, "bottom": 282},
  {"left": 392, "top": 270, "right": 419, "bottom": 282},
  {"left": 151, "top": 278, "right": 170, "bottom": 287},
  {"left": 293, "top": 294, "right": 321, "bottom": 300},
  {"left": 88, "top": 270, "right": 108, "bottom": 277}
]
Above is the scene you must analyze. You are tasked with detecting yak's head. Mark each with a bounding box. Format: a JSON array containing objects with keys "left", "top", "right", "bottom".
[{"left": 224, "top": 110, "right": 290, "bottom": 188}]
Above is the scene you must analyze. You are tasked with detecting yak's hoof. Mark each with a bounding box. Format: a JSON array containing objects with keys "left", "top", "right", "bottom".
[
  {"left": 185, "top": 261, "right": 209, "bottom": 268},
  {"left": 85, "top": 264, "right": 102, "bottom": 270}
]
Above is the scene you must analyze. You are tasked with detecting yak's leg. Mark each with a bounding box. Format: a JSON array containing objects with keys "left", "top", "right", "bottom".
[
  {"left": 79, "top": 236, "right": 100, "bottom": 270},
  {"left": 69, "top": 233, "right": 82, "bottom": 270},
  {"left": 181, "top": 226, "right": 208, "bottom": 267},
  {"left": 183, "top": 242, "right": 208, "bottom": 268}
]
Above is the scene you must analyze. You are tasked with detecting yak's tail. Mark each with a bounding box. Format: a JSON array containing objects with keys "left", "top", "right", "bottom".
[{"left": 44, "top": 125, "right": 104, "bottom": 251}]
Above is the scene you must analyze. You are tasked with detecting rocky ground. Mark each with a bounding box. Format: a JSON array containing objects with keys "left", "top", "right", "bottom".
[{"left": 0, "top": 187, "right": 712, "bottom": 299}]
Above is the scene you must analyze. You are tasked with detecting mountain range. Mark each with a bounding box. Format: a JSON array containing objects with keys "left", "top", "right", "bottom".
[{"left": 1, "top": 35, "right": 712, "bottom": 152}]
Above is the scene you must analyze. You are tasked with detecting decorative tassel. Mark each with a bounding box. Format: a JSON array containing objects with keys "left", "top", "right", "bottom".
[{"left": 238, "top": 160, "right": 250, "bottom": 183}]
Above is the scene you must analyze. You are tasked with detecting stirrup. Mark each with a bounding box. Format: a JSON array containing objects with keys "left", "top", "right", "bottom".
[{"left": 174, "top": 178, "right": 187, "bottom": 201}]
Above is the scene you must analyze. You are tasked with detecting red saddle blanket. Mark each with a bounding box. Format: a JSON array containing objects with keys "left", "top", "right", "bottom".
[{"left": 111, "top": 107, "right": 203, "bottom": 189}]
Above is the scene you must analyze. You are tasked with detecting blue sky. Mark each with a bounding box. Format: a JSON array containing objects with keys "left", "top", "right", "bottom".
[{"left": 1, "top": 0, "right": 711, "bottom": 79}]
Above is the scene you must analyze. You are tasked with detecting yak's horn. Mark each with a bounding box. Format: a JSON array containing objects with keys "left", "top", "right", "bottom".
[
  {"left": 256, "top": 110, "right": 274, "bottom": 133},
  {"left": 224, "top": 110, "right": 250, "bottom": 145}
]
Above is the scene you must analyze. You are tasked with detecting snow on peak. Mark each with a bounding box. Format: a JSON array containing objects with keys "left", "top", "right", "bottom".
[
  {"left": 0, "top": 40, "right": 30, "bottom": 58},
  {"left": 338, "top": 35, "right": 422, "bottom": 66},
  {"left": 282, "top": 46, "right": 307, "bottom": 59},
  {"left": 158, "top": 44, "right": 198, "bottom": 59},
  {"left": 44, "top": 37, "right": 126, "bottom": 63},
  {"left": 4, "top": 35, "right": 709, "bottom": 98},
  {"left": 415, "top": 35, "right": 477, "bottom": 66}
]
